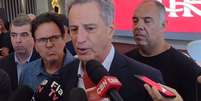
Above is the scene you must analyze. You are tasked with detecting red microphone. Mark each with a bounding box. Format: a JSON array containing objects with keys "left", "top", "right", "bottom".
[
  {"left": 134, "top": 75, "right": 176, "bottom": 98},
  {"left": 96, "top": 76, "right": 122, "bottom": 97},
  {"left": 86, "top": 60, "right": 124, "bottom": 101}
]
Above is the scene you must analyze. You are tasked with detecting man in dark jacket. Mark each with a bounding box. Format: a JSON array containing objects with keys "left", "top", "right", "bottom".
[{"left": 0, "top": 14, "right": 40, "bottom": 91}]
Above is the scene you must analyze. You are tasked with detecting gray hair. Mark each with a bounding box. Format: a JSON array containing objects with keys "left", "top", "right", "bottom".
[
  {"left": 67, "top": 0, "right": 114, "bottom": 26},
  {"left": 142, "top": 0, "right": 166, "bottom": 25},
  {"left": 11, "top": 14, "right": 32, "bottom": 27},
  {"left": 152, "top": 0, "right": 166, "bottom": 25}
]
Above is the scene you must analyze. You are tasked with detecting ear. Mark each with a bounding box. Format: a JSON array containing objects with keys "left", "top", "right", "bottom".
[
  {"left": 34, "top": 43, "right": 39, "bottom": 53},
  {"left": 64, "top": 27, "right": 71, "bottom": 42},
  {"left": 162, "top": 20, "right": 168, "bottom": 28},
  {"left": 63, "top": 33, "right": 68, "bottom": 43},
  {"left": 108, "top": 24, "right": 115, "bottom": 39}
]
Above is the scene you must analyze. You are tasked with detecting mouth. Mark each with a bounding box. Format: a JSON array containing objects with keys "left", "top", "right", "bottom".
[
  {"left": 134, "top": 33, "right": 145, "bottom": 38},
  {"left": 76, "top": 48, "right": 89, "bottom": 55},
  {"left": 47, "top": 51, "right": 57, "bottom": 55},
  {"left": 14, "top": 46, "right": 25, "bottom": 50}
]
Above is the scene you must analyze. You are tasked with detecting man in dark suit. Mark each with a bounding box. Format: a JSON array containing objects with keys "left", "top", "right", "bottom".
[
  {"left": 63, "top": 0, "right": 164, "bottom": 100},
  {"left": 0, "top": 68, "right": 11, "bottom": 101},
  {"left": 0, "top": 14, "right": 40, "bottom": 91}
]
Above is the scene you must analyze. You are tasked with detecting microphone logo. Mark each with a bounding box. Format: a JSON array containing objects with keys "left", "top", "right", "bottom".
[
  {"left": 35, "top": 79, "right": 64, "bottom": 101},
  {"left": 50, "top": 81, "right": 63, "bottom": 97},
  {"left": 96, "top": 76, "right": 122, "bottom": 97}
]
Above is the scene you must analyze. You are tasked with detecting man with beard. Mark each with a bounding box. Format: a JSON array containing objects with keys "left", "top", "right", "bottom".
[
  {"left": 20, "top": 13, "right": 75, "bottom": 92},
  {"left": 0, "top": 14, "right": 40, "bottom": 91}
]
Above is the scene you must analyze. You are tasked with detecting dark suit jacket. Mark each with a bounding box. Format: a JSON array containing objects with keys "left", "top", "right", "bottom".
[
  {"left": 0, "top": 50, "right": 40, "bottom": 91},
  {"left": 61, "top": 50, "right": 163, "bottom": 101},
  {"left": 0, "top": 68, "right": 11, "bottom": 101}
]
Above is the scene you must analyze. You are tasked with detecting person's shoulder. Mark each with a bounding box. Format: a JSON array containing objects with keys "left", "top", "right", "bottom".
[
  {"left": 62, "top": 59, "right": 79, "bottom": 70},
  {"left": 166, "top": 47, "right": 185, "bottom": 57},
  {"left": 125, "top": 48, "right": 139, "bottom": 58},
  {"left": 169, "top": 47, "right": 196, "bottom": 63},
  {"left": 23, "top": 59, "right": 42, "bottom": 72},
  {"left": 20, "top": 59, "right": 42, "bottom": 83},
  {"left": 122, "top": 55, "right": 163, "bottom": 83}
]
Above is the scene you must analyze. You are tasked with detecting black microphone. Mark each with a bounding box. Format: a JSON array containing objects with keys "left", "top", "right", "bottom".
[
  {"left": 7, "top": 85, "right": 34, "bottom": 101},
  {"left": 86, "top": 60, "right": 124, "bottom": 101},
  {"left": 68, "top": 88, "right": 88, "bottom": 101},
  {"left": 33, "top": 76, "right": 64, "bottom": 101}
]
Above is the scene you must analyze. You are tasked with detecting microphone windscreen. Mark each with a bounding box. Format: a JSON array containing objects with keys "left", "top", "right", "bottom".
[
  {"left": 69, "top": 88, "right": 88, "bottom": 101},
  {"left": 34, "top": 76, "right": 64, "bottom": 101},
  {"left": 7, "top": 85, "right": 34, "bottom": 101},
  {"left": 86, "top": 60, "right": 109, "bottom": 84}
]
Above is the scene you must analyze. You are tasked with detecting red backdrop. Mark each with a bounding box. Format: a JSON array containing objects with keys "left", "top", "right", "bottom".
[{"left": 114, "top": 0, "right": 201, "bottom": 33}]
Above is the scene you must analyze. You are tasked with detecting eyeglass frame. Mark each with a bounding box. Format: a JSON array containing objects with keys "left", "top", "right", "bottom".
[{"left": 35, "top": 34, "right": 63, "bottom": 45}]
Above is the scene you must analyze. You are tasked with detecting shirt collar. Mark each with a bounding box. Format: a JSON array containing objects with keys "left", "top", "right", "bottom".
[
  {"left": 77, "top": 45, "right": 115, "bottom": 77},
  {"left": 14, "top": 51, "right": 33, "bottom": 64},
  {"left": 102, "top": 45, "right": 115, "bottom": 71}
]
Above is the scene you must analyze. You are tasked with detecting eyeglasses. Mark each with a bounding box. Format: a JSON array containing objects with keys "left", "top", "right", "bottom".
[
  {"left": 10, "top": 32, "right": 31, "bottom": 38},
  {"left": 35, "top": 34, "right": 62, "bottom": 45}
]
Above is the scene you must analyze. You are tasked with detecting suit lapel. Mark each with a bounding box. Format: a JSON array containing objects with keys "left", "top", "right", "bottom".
[
  {"left": 61, "top": 59, "right": 79, "bottom": 92},
  {"left": 7, "top": 54, "right": 18, "bottom": 90},
  {"left": 109, "top": 50, "right": 128, "bottom": 75}
]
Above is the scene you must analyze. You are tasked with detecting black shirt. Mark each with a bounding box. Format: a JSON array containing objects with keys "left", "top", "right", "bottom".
[{"left": 126, "top": 47, "right": 201, "bottom": 101}]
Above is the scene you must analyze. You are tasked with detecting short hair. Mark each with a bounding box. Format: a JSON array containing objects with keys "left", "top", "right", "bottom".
[
  {"left": 67, "top": 0, "right": 114, "bottom": 26},
  {"left": 58, "top": 14, "right": 69, "bottom": 27},
  {"left": 11, "top": 14, "right": 32, "bottom": 27},
  {"left": 31, "top": 12, "right": 65, "bottom": 39},
  {"left": 143, "top": 0, "right": 166, "bottom": 25}
]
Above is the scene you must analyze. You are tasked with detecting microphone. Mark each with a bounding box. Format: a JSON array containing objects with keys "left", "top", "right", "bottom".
[
  {"left": 7, "top": 85, "right": 34, "bottom": 101},
  {"left": 33, "top": 76, "right": 64, "bottom": 101},
  {"left": 86, "top": 60, "right": 124, "bottom": 101},
  {"left": 68, "top": 88, "right": 88, "bottom": 101}
]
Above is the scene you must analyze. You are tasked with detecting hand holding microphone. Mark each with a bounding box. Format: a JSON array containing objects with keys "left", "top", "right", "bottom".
[
  {"left": 134, "top": 75, "right": 182, "bottom": 101},
  {"left": 86, "top": 60, "right": 124, "bottom": 101},
  {"left": 144, "top": 84, "right": 183, "bottom": 101}
]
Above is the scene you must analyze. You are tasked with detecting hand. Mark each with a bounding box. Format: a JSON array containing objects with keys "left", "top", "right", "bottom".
[
  {"left": 144, "top": 84, "right": 183, "bottom": 101},
  {"left": 0, "top": 47, "right": 9, "bottom": 57},
  {"left": 197, "top": 75, "right": 201, "bottom": 84},
  {"left": 86, "top": 87, "right": 110, "bottom": 101}
]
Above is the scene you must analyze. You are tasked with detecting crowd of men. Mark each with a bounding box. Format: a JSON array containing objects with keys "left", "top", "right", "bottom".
[{"left": 0, "top": 0, "right": 200, "bottom": 101}]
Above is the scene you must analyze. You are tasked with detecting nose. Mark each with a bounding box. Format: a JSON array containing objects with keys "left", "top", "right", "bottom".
[
  {"left": 77, "top": 27, "right": 87, "bottom": 44},
  {"left": 134, "top": 19, "right": 144, "bottom": 31},
  {"left": 46, "top": 39, "right": 54, "bottom": 48},
  {"left": 15, "top": 35, "right": 22, "bottom": 43}
]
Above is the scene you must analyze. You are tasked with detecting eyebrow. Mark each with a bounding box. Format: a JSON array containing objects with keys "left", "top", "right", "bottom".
[
  {"left": 10, "top": 32, "right": 29, "bottom": 34},
  {"left": 83, "top": 24, "right": 96, "bottom": 26},
  {"left": 132, "top": 16, "right": 152, "bottom": 19},
  {"left": 69, "top": 23, "right": 97, "bottom": 27}
]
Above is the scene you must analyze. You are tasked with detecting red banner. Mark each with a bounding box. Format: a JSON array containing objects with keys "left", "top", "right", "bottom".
[{"left": 114, "top": 0, "right": 201, "bottom": 33}]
